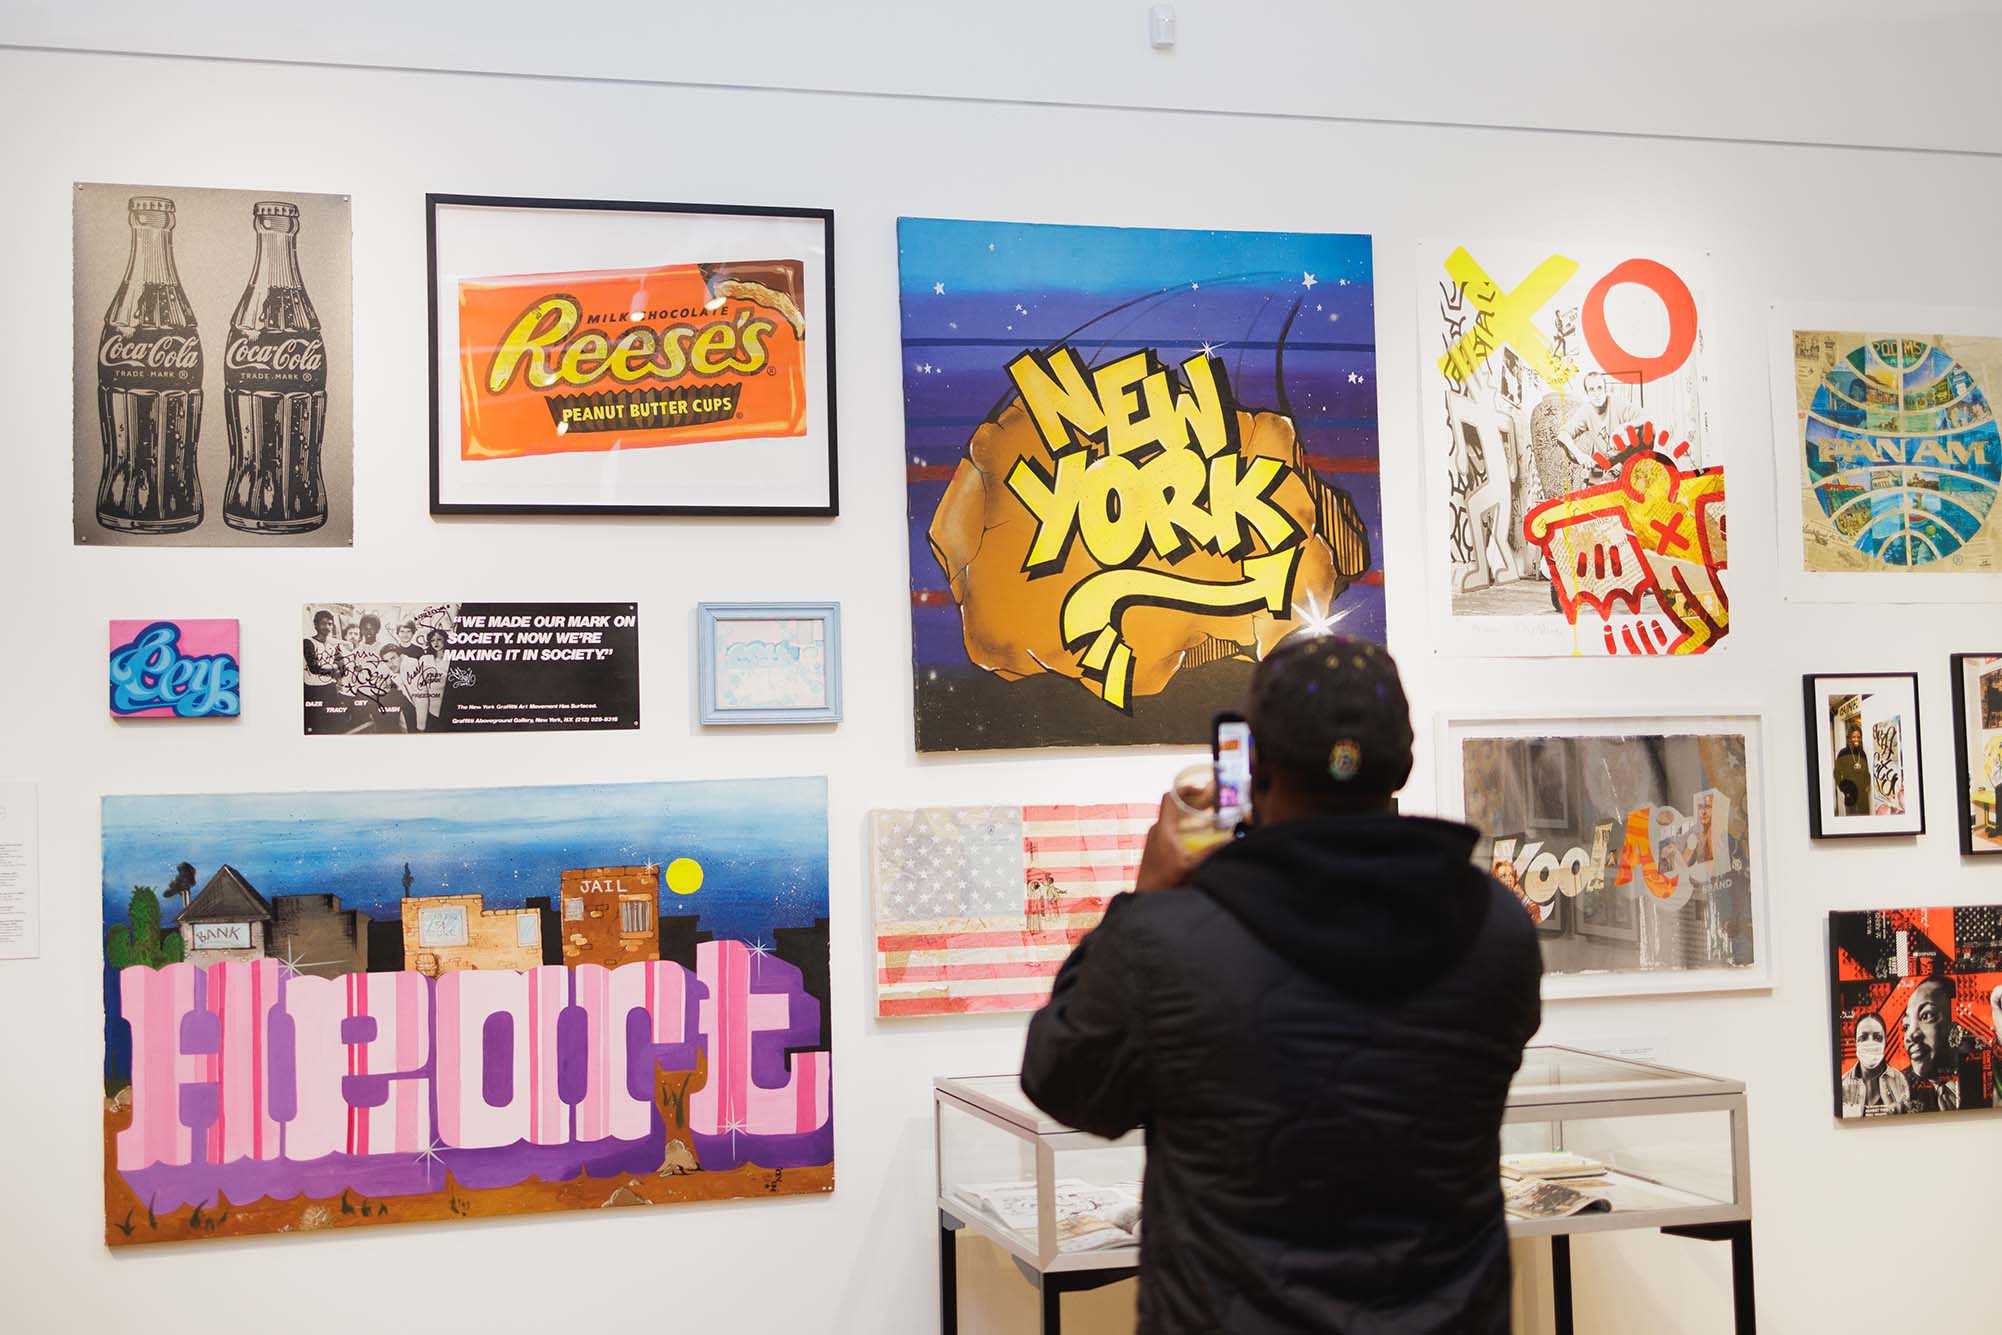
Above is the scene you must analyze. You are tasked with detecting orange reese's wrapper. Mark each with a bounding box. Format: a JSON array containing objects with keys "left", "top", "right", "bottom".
[{"left": 457, "top": 259, "right": 808, "bottom": 460}]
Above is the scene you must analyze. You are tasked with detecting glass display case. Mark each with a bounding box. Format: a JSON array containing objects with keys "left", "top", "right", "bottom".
[{"left": 935, "top": 1047, "right": 1753, "bottom": 1335}]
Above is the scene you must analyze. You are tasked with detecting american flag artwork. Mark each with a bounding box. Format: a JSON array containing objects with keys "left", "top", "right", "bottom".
[{"left": 872, "top": 802, "right": 1155, "bottom": 1017}]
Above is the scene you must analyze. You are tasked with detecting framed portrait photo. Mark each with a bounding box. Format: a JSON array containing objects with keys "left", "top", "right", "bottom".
[
  {"left": 697, "top": 602, "right": 841, "bottom": 725},
  {"left": 427, "top": 194, "right": 837, "bottom": 516},
  {"left": 1950, "top": 653, "right": 2002, "bottom": 855},
  {"left": 1441, "top": 712, "right": 1771, "bottom": 999},
  {"left": 1803, "top": 672, "right": 1925, "bottom": 838}
]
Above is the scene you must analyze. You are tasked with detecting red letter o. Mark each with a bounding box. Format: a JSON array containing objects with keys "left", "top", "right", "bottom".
[{"left": 1581, "top": 259, "right": 1698, "bottom": 385}]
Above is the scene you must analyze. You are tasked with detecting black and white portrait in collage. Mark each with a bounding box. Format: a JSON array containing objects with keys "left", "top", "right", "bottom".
[
  {"left": 301, "top": 602, "right": 640, "bottom": 735},
  {"left": 73, "top": 182, "right": 353, "bottom": 546}
]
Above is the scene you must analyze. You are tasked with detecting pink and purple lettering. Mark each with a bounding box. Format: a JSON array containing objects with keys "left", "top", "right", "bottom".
[{"left": 111, "top": 952, "right": 828, "bottom": 1212}]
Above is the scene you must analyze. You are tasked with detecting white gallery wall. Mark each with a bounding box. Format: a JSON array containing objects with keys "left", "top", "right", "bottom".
[{"left": 2, "top": 4, "right": 2001, "bottom": 1331}]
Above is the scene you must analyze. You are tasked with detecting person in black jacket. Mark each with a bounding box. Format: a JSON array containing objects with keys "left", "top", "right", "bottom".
[{"left": 1022, "top": 633, "right": 1543, "bottom": 1334}]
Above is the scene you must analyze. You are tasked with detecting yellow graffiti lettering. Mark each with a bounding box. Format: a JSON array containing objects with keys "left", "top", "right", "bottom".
[
  {"left": 1205, "top": 452, "right": 1299, "bottom": 557},
  {"left": 1077, "top": 453, "right": 1148, "bottom": 566},
  {"left": 1008, "top": 347, "right": 1106, "bottom": 448},
  {"left": 1435, "top": 248, "right": 1580, "bottom": 387},
  {"left": 1005, "top": 448, "right": 1091, "bottom": 572},
  {"left": 1140, "top": 444, "right": 1209, "bottom": 560}
]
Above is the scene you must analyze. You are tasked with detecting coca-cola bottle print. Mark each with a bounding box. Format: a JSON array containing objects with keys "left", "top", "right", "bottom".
[
  {"left": 96, "top": 195, "right": 203, "bottom": 533},
  {"left": 225, "top": 200, "right": 327, "bottom": 533}
]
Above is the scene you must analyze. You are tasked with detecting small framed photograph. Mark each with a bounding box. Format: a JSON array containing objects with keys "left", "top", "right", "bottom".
[
  {"left": 1950, "top": 653, "right": 2002, "bottom": 855},
  {"left": 1803, "top": 672, "right": 1925, "bottom": 838},
  {"left": 428, "top": 193, "right": 837, "bottom": 516},
  {"left": 697, "top": 602, "right": 841, "bottom": 725}
]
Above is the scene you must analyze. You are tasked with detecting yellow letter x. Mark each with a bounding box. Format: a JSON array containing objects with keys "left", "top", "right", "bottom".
[{"left": 1435, "top": 248, "right": 1580, "bottom": 388}]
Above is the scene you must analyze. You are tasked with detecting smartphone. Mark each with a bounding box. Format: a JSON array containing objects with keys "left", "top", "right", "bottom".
[{"left": 1212, "top": 711, "right": 1253, "bottom": 829}]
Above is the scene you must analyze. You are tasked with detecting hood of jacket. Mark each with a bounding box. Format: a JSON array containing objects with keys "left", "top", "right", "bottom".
[{"left": 1186, "top": 812, "right": 1498, "bottom": 1000}]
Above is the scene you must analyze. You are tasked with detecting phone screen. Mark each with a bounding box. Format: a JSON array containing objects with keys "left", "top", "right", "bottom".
[{"left": 1214, "top": 716, "right": 1253, "bottom": 827}]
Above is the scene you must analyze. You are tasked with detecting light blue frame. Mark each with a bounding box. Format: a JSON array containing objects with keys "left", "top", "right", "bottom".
[{"left": 696, "top": 602, "right": 843, "bottom": 725}]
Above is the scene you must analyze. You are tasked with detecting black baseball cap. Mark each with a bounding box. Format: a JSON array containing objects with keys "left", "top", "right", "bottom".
[{"left": 1245, "top": 631, "right": 1413, "bottom": 800}]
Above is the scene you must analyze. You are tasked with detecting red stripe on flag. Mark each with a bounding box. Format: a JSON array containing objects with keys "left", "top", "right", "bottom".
[
  {"left": 1024, "top": 803, "right": 1158, "bottom": 821},
  {"left": 1023, "top": 833, "right": 1147, "bottom": 853},
  {"left": 880, "top": 960, "right": 1066, "bottom": 984},
  {"left": 880, "top": 992, "right": 1055, "bottom": 1016},
  {"left": 878, "top": 928, "right": 1084, "bottom": 952},
  {"left": 1041, "top": 897, "right": 1114, "bottom": 915},
  {"left": 912, "top": 590, "right": 956, "bottom": 606},
  {"left": 908, "top": 464, "right": 957, "bottom": 482},
  {"left": 1026, "top": 863, "right": 1139, "bottom": 880},
  {"left": 1304, "top": 455, "right": 1380, "bottom": 474}
]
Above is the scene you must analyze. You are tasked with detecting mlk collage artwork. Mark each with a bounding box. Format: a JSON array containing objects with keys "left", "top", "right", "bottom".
[
  {"left": 100, "top": 779, "right": 832, "bottom": 1245},
  {"left": 899, "top": 218, "right": 1384, "bottom": 751},
  {"left": 1420, "top": 243, "right": 1727, "bottom": 656},
  {"left": 1830, "top": 906, "right": 2002, "bottom": 1119}
]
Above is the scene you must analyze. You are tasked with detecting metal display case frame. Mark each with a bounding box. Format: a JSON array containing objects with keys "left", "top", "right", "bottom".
[{"left": 934, "top": 1045, "right": 1754, "bottom": 1334}]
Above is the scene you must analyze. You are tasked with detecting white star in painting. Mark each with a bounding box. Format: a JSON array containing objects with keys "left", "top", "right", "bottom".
[
  {"left": 276, "top": 941, "right": 337, "bottom": 979},
  {"left": 1302, "top": 272, "right": 1318, "bottom": 289},
  {"left": 1347, "top": 372, "right": 1364, "bottom": 385},
  {"left": 933, "top": 282, "right": 946, "bottom": 295},
  {"left": 1190, "top": 282, "right": 1199, "bottom": 291},
  {"left": 1197, "top": 341, "right": 1225, "bottom": 358},
  {"left": 414, "top": 1137, "right": 447, "bottom": 1184},
  {"left": 1339, "top": 278, "right": 1349, "bottom": 286}
]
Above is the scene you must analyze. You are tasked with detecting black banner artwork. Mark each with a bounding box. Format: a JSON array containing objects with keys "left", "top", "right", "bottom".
[{"left": 301, "top": 601, "right": 639, "bottom": 735}]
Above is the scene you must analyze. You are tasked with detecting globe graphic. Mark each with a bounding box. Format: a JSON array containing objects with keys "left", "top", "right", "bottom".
[{"left": 1804, "top": 338, "right": 2001, "bottom": 566}]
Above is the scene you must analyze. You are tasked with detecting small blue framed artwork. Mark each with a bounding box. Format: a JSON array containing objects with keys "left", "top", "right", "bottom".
[{"left": 697, "top": 602, "right": 842, "bottom": 725}]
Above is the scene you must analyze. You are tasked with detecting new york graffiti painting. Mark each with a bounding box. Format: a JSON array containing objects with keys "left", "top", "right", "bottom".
[{"left": 900, "top": 218, "right": 1384, "bottom": 751}]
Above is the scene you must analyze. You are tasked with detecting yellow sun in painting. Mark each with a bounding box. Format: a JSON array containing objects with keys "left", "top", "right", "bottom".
[{"left": 665, "top": 857, "right": 705, "bottom": 896}]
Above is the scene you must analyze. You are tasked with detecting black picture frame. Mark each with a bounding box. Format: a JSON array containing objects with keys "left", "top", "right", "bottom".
[
  {"left": 1949, "top": 653, "right": 2002, "bottom": 857},
  {"left": 1803, "top": 671, "right": 1926, "bottom": 839},
  {"left": 425, "top": 192, "right": 838, "bottom": 517}
]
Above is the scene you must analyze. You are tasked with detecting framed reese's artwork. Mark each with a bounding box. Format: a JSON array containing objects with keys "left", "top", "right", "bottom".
[
  {"left": 1440, "top": 712, "right": 1771, "bottom": 999},
  {"left": 428, "top": 194, "right": 837, "bottom": 516},
  {"left": 1802, "top": 672, "right": 1925, "bottom": 838},
  {"left": 1951, "top": 653, "right": 2002, "bottom": 855}
]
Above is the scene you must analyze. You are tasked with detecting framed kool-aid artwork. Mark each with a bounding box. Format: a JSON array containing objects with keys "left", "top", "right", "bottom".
[
  {"left": 427, "top": 194, "right": 837, "bottom": 516},
  {"left": 1440, "top": 712, "right": 1771, "bottom": 999},
  {"left": 897, "top": 217, "right": 1384, "bottom": 751}
]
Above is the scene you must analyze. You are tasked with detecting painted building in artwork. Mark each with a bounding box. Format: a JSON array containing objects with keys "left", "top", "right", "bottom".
[
  {"left": 560, "top": 865, "right": 661, "bottom": 965},
  {"left": 175, "top": 865, "right": 272, "bottom": 966},
  {"left": 399, "top": 893, "right": 542, "bottom": 976},
  {"left": 268, "top": 894, "right": 371, "bottom": 978}
]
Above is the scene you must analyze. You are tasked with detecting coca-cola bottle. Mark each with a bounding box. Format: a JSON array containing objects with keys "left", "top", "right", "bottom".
[
  {"left": 96, "top": 195, "right": 204, "bottom": 533},
  {"left": 225, "top": 200, "right": 327, "bottom": 533}
]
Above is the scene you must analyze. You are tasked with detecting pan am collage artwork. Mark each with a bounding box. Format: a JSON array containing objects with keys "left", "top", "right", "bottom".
[{"left": 57, "top": 161, "right": 2002, "bottom": 1258}]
